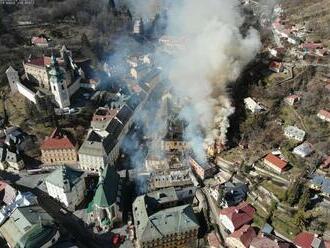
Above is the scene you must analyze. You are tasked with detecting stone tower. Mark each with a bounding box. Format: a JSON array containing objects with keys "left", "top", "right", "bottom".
[
  {"left": 5, "top": 66, "right": 19, "bottom": 93},
  {"left": 133, "top": 18, "right": 144, "bottom": 35},
  {"left": 49, "top": 54, "right": 70, "bottom": 109}
]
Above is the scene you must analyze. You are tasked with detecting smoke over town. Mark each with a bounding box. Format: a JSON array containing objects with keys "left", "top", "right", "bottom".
[{"left": 126, "top": 0, "right": 261, "bottom": 162}]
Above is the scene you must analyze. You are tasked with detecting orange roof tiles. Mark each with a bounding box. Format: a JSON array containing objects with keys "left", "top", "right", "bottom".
[
  {"left": 264, "top": 154, "right": 288, "bottom": 170},
  {"left": 40, "top": 128, "right": 75, "bottom": 150}
]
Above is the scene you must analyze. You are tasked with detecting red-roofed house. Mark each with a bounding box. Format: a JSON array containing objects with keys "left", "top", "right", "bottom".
[
  {"left": 284, "top": 94, "right": 301, "bottom": 106},
  {"left": 251, "top": 235, "right": 291, "bottom": 248},
  {"left": 31, "top": 36, "right": 49, "bottom": 47},
  {"left": 23, "top": 55, "right": 64, "bottom": 89},
  {"left": 264, "top": 154, "right": 288, "bottom": 174},
  {"left": 226, "top": 225, "right": 256, "bottom": 248},
  {"left": 294, "top": 232, "right": 325, "bottom": 248},
  {"left": 0, "top": 181, "right": 17, "bottom": 205},
  {"left": 317, "top": 109, "right": 330, "bottom": 122},
  {"left": 219, "top": 202, "right": 255, "bottom": 233},
  {"left": 321, "top": 156, "right": 330, "bottom": 169},
  {"left": 269, "top": 61, "right": 284, "bottom": 73},
  {"left": 41, "top": 128, "right": 77, "bottom": 166},
  {"left": 325, "top": 240, "right": 330, "bottom": 248},
  {"left": 325, "top": 84, "right": 330, "bottom": 92},
  {"left": 207, "top": 231, "right": 222, "bottom": 248}
]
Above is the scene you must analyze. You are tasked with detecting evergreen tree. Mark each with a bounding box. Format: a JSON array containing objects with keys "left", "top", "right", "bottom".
[
  {"left": 298, "top": 187, "right": 310, "bottom": 211},
  {"left": 81, "top": 33, "right": 91, "bottom": 48},
  {"left": 287, "top": 179, "right": 302, "bottom": 206},
  {"left": 293, "top": 210, "right": 306, "bottom": 231}
]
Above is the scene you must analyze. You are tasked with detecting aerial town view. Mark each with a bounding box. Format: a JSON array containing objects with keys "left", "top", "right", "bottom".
[{"left": 0, "top": 0, "right": 329, "bottom": 247}]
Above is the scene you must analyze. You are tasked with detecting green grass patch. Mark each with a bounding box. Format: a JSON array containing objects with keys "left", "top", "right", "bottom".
[
  {"left": 261, "top": 180, "right": 287, "bottom": 201},
  {"left": 272, "top": 211, "right": 300, "bottom": 239}
]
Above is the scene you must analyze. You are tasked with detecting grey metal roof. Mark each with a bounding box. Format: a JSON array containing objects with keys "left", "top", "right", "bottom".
[
  {"left": 45, "top": 165, "right": 84, "bottom": 190},
  {"left": 310, "top": 175, "right": 330, "bottom": 194},
  {"left": 116, "top": 105, "right": 133, "bottom": 126},
  {"left": 133, "top": 201, "right": 199, "bottom": 242},
  {"left": 79, "top": 131, "right": 107, "bottom": 157},
  {"left": 133, "top": 189, "right": 199, "bottom": 242},
  {"left": 5, "top": 150, "right": 21, "bottom": 163},
  {"left": 0, "top": 205, "right": 57, "bottom": 248}
]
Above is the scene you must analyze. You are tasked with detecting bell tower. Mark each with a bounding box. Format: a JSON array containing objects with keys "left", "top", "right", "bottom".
[{"left": 49, "top": 54, "right": 70, "bottom": 109}]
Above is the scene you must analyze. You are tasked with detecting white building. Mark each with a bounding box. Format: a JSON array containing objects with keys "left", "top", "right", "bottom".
[
  {"left": 244, "top": 97, "right": 263, "bottom": 113},
  {"left": 284, "top": 126, "right": 306, "bottom": 142},
  {"left": 133, "top": 18, "right": 143, "bottom": 34},
  {"left": 293, "top": 142, "right": 314, "bottom": 158},
  {"left": 45, "top": 165, "right": 86, "bottom": 209},
  {"left": 317, "top": 109, "right": 330, "bottom": 123},
  {"left": 5, "top": 66, "right": 19, "bottom": 93},
  {"left": 49, "top": 55, "right": 71, "bottom": 109},
  {"left": 219, "top": 202, "right": 255, "bottom": 233}
]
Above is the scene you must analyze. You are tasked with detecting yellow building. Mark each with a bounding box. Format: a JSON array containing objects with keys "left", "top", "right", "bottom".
[{"left": 41, "top": 128, "right": 77, "bottom": 166}]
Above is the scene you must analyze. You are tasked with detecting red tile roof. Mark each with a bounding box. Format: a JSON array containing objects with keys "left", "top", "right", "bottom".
[
  {"left": 0, "top": 180, "right": 8, "bottom": 192},
  {"left": 0, "top": 181, "right": 17, "bottom": 205},
  {"left": 269, "top": 61, "right": 283, "bottom": 70},
  {"left": 26, "top": 56, "right": 64, "bottom": 67},
  {"left": 31, "top": 36, "right": 48, "bottom": 45},
  {"left": 294, "top": 232, "right": 316, "bottom": 248},
  {"left": 251, "top": 235, "right": 290, "bottom": 248},
  {"left": 229, "top": 225, "right": 256, "bottom": 247},
  {"left": 302, "top": 43, "right": 323, "bottom": 50},
  {"left": 264, "top": 154, "right": 288, "bottom": 170},
  {"left": 325, "top": 240, "right": 330, "bottom": 248},
  {"left": 220, "top": 202, "right": 255, "bottom": 230},
  {"left": 208, "top": 232, "right": 222, "bottom": 247},
  {"left": 40, "top": 128, "right": 75, "bottom": 150},
  {"left": 318, "top": 109, "right": 330, "bottom": 119}
]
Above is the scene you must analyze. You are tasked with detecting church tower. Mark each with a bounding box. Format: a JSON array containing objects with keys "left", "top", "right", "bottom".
[
  {"left": 5, "top": 66, "right": 19, "bottom": 93},
  {"left": 49, "top": 54, "right": 70, "bottom": 109}
]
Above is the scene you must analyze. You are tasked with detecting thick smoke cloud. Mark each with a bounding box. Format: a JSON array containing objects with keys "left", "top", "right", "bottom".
[{"left": 125, "top": 0, "right": 261, "bottom": 162}]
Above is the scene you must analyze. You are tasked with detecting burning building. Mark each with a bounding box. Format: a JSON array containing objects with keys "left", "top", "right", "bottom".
[{"left": 188, "top": 156, "right": 217, "bottom": 181}]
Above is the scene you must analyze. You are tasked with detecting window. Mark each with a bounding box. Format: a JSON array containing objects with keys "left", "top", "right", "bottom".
[{"left": 61, "top": 85, "right": 64, "bottom": 90}]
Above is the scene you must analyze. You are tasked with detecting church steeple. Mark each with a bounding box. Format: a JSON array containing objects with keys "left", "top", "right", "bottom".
[{"left": 49, "top": 52, "right": 70, "bottom": 109}]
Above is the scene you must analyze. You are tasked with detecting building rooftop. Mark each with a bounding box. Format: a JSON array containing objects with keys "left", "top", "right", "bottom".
[
  {"left": 294, "top": 232, "right": 324, "bottom": 248},
  {"left": 88, "top": 165, "right": 119, "bottom": 210},
  {"left": 25, "top": 55, "right": 64, "bottom": 68},
  {"left": 318, "top": 109, "right": 330, "bottom": 119},
  {"left": 310, "top": 175, "right": 330, "bottom": 195},
  {"left": 45, "top": 165, "right": 84, "bottom": 190},
  {"left": 219, "top": 202, "right": 255, "bottom": 230},
  {"left": 284, "top": 126, "right": 306, "bottom": 140},
  {"left": 251, "top": 235, "right": 291, "bottom": 248},
  {"left": 293, "top": 142, "right": 314, "bottom": 158},
  {"left": 133, "top": 194, "right": 199, "bottom": 242},
  {"left": 264, "top": 154, "right": 288, "bottom": 170},
  {"left": 0, "top": 205, "right": 57, "bottom": 248},
  {"left": 41, "top": 128, "right": 75, "bottom": 150},
  {"left": 0, "top": 181, "right": 17, "bottom": 205},
  {"left": 229, "top": 225, "right": 256, "bottom": 247}
]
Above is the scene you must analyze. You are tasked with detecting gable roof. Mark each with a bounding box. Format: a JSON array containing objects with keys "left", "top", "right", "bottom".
[
  {"left": 318, "top": 109, "right": 330, "bottom": 119},
  {"left": 90, "top": 165, "right": 119, "bottom": 209},
  {"left": 133, "top": 198, "right": 199, "bottom": 242},
  {"left": 41, "top": 128, "right": 75, "bottom": 150},
  {"left": 229, "top": 225, "right": 256, "bottom": 247},
  {"left": 0, "top": 181, "right": 17, "bottom": 205},
  {"left": 310, "top": 175, "right": 330, "bottom": 194},
  {"left": 294, "top": 232, "right": 323, "bottom": 248},
  {"left": 251, "top": 235, "right": 291, "bottom": 248},
  {"left": 264, "top": 154, "right": 288, "bottom": 170},
  {"left": 219, "top": 202, "right": 255, "bottom": 230}
]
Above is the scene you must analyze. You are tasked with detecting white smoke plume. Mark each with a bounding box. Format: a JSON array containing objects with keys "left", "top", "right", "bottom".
[{"left": 125, "top": 0, "right": 261, "bottom": 162}]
